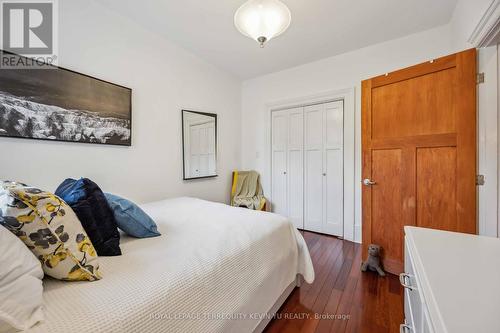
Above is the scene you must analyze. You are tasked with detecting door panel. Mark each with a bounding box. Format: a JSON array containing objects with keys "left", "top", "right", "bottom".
[
  {"left": 305, "top": 106, "right": 323, "bottom": 148},
  {"left": 289, "top": 149, "right": 303, "bottom": 229},
  {"left": 305, "top": 150, "right": 323, "bottom": 232},
  {"left": 372, "top": 68, "right": 456, "bottom": 139},
  {"left": 362, "top": 49, "right": 477, "bottom": 274},
  {"left": 325, "top": 101, "right": 344, "bottom": 148},
  {"left": 189, "top": 126, "right": 200, "bottom": 177},
  {"left": 199, "top": 154, "right": 208, "bottom": 175},
  {"left": 305, "top": 105, "right": 324, "bottom": 233},
  {"left": 287, "top": 108, "right": 304, "bottom": 229},
  {"left": 272, "top": 151, "right": 287, "bottom": 215},
  {"left": 323, "top": 101, "right": 344, "bottom": 236},
  {"left": 324, "top": 149, "right": 343, "bottom": 235},
  {"left": 417, "top": 147, "right": 457, "bottom": 231},
  {"left": 272, "top": 111, "right": 288, "bottom": 216},
  {"left": 289, "top": 110, "right": 303, "bottom": 149},
  {"left": 371, "top": 149, "right": 404, "bottom": 268},
  {"left": 207, "top": 124, "right": 216, "bottom": 174},
  {"left": 272, "top": 112, "right": 288, "bottom": 150},
  {"left": 198, "top": 127, "right": 209, "bottom": 175}
]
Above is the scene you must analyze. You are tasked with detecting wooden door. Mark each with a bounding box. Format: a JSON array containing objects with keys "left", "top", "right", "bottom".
[
  {"left": 362, "top": 49, "right": 477, "bottom": 274},
  {"left": 271, "top": 110, "right": 289, "bottom": 216}
]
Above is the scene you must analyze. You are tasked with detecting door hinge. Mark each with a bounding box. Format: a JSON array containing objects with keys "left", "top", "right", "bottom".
[
  {"left": 477, "top": 73, "right": 485, "bottom": 84},
  {"left": 476, "top": 174, "right": 485, "bottom": 186}
]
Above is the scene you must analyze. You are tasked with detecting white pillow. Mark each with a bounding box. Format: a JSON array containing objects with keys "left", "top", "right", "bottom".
[{"left": 0, "top": 225, "right": 44, "bottom": 332}]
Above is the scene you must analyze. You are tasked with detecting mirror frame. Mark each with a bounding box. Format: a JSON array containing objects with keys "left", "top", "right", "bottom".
[{"left": 181, "top": 109, "right": 218, "bottom": 180}]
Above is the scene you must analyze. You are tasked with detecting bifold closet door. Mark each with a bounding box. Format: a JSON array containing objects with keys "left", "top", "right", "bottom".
[
  {"left": 189, "top": 125, "right": 201, "bottom": 177},
  {"left": 271, "top": 110, "right": 288, "bottom": 217},
  {"left": 304, "top": 105, "right": 324, "bottom": 233},
  {"left": 189, "top": 122, "right": 216, "bottom": 177},
  {"left": 206, "top": 122, "right": 216, "bottom": 175},
  {"left": 271, "top": 108, "right": 304, "bottom": 229},
  {"left": 323, "top": 101, "right": 344, "bottom": 236},
  {"left": 287, "top": 108, "right": 304, "bottom": 230},
  {"left": 304, "top": 101, "right": 344, "bottom": 236}
]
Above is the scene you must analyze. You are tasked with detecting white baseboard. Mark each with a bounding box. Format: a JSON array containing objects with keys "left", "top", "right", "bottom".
[{"left": 354, "top": 225, "right": 361, "bottom": 244}]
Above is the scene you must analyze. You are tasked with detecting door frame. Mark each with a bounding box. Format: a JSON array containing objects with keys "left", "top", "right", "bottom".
[
  {"left": 476, "top": 46, "right": 499, "bottom": 237},
  {"left": 267, "top": 88, "right": 356, "bottom": 242}
]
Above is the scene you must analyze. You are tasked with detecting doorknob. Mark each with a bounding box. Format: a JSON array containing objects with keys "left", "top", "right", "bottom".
[
  {"left": 399, "top": 324, "right": 412, "bottom": 333},
  {"left": 363, "top": 178, "right": 376, "bottom": 186}
]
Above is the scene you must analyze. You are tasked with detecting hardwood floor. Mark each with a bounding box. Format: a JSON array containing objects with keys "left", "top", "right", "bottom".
[{"left": 264, "top": 231, "right": 404, "bottom": 333}]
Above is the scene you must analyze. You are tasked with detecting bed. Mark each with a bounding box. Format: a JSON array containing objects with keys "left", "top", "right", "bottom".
[{"left": 27, "top": 197, "right": 314, "bottom": 333}]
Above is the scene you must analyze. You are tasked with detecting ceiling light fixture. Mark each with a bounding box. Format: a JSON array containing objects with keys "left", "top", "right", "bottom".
[{"left": 234, "top": 0, "right": 291, "bottom": 48}]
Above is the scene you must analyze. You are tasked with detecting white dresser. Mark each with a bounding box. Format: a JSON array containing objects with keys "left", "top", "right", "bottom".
[{"left": 402, "top": 226, "right": 500, "bottom": 333}]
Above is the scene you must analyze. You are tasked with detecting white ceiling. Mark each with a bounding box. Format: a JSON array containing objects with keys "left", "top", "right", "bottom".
[{"left": 96, "top": 0, "right": 458, "bottom": 79}]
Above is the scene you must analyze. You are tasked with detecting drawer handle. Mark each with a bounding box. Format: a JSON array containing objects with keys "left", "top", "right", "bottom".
[
  {"left": 400, "top": 323, "right": 412, "bottom": 333},
  {"left": 399, "top": 273, "right": 415, "bottom": 290}
]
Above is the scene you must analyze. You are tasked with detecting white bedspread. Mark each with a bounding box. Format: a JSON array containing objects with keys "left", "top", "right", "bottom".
[{"left": 27, "top": 197, "right": 314, "bottom": 333}]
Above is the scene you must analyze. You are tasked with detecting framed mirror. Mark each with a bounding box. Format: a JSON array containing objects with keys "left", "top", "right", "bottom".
[{"left": 182, "top": 110, "right": 218, "bottom": 180}]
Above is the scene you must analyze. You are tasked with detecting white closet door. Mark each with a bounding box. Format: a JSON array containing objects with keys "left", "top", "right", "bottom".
[
  {"left": 189, "top": 123, "right": 215, "bottom": 177},
  {"left": 304, "top": 104, "right": 324, "bottom": 233},
  {"left": 287, "top": 108, "right": 304, "bottom": 229},
  {"left": 198, "top": 126, "right": 210, "bottom": 175},
  {"left": 189, "top": 125, "right": 201, "bottom": 177},
  {"left": 272, "top": 101, "right": 344, "bottom": 236},
  {"left": 207, "top": 122, "right": 216, "bottom": 175},
  {"left": 323, "top": 101, "right": 344, "bottom": 236},
  {"left": 271, "top": 110, "right": 288, "bottom": 216}
]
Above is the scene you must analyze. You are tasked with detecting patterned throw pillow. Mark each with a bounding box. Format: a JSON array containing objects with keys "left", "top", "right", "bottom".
[{"left": 0, "top": 181, "right": 101, "bottom": 281}]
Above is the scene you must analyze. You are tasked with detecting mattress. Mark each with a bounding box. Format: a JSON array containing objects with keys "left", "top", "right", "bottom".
[{"left": 27, "top": 197, "right": 314, "bottom": 333}]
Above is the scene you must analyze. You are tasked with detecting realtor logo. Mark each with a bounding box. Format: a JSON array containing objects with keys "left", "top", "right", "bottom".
[{"left": 0, "top": 0, "right": 58, "bottom": 68}]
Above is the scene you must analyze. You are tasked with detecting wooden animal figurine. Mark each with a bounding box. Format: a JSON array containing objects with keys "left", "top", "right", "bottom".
[{"left": 361, "top": 244, "right": 386, "bottom": 277}]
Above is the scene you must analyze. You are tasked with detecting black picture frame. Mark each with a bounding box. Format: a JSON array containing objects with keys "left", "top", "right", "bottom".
[
  {"left": 0, "top": 51, "right": 132, "bottom": 146},
  {"left": 181, "top": 109, "right": 218, "bottom": 180}
]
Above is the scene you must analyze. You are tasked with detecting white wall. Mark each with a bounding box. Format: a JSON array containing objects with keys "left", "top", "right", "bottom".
[
  {"left": 450, "top": 0, "right": 493, "bottom": 50},
  {"left": 241, "top": 25, "right": 454, "bottom": 242},
  {"left": 0, "top": 0, "right": 242, "bottom": 204}
]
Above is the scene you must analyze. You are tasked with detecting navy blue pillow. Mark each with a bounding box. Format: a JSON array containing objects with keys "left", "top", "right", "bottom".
[
  {"left": 105, "top": 193, "right": 160, "bottom": 238},
  {"left": 54, "top": 178, "right": 86, "bottom": 205},
  {"left": 56, "top": 178, "right": 121, "bottom": 256}
]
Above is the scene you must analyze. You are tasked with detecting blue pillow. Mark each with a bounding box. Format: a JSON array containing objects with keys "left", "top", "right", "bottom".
[
  {"left": 55, "top": 178, "right": 86, "bottom": 205},
  {"left": 104, "top": 193, "right": 160, "bottom": 238}
]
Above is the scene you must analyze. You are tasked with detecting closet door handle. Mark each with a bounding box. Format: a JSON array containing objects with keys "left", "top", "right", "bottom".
[
  {"left": 363, "top": 178, "right": 376, "bottom": 186},
  {"left": 399, "top": 273, "right": 415, "bottom": 291},
  {"left": 400, "top": 323, "right": 412, "bottom": 333},
  {"left": 283, "top": 171, "right": 287, "bottom": 175},
  {"left": 322, "top": 173, "right": 326, "bottom": 176}
]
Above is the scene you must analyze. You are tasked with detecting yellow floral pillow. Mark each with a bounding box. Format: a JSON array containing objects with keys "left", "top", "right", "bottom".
[{"left": 0, "top": 182, "right": 101, "bottom": 281}]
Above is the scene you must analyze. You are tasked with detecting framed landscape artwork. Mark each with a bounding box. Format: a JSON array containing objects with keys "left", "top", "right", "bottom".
[{"left": 0, "top": 52, "right": 132, "bottom": 146}]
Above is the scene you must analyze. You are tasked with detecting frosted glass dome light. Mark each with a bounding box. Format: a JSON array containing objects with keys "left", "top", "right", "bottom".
[{"left": 234, "top": 0, "right": 291, "bottom": 48}]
